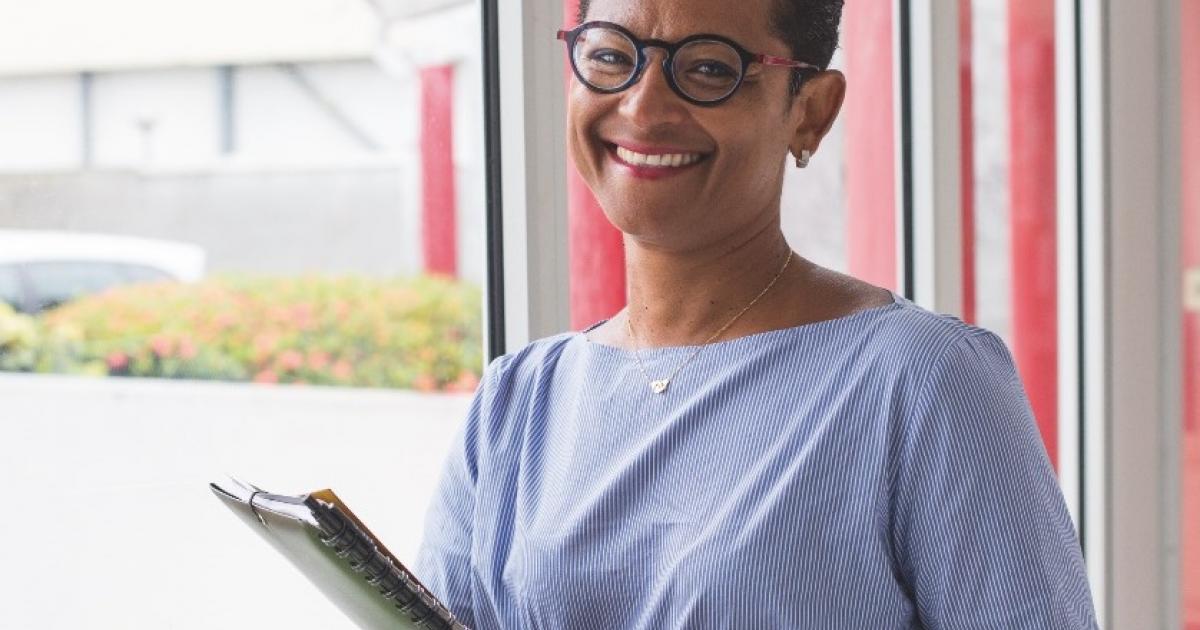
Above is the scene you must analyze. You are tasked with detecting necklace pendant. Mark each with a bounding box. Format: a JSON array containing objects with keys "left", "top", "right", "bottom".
[{"left": 650, "top": 379, "right": 670, "bottom": 394}]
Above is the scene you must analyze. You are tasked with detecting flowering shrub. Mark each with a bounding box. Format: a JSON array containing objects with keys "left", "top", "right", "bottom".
[
  {"left": 14, "top": 275, "right": 484, "bottom": 392},
  {"left": 0, "top": 303, "right": 92, "bottom": 374}
]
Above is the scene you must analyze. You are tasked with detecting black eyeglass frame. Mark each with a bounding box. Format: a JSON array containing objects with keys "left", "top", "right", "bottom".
[{"left": 555, "top": 20, "right": 822, "bottom": 106}]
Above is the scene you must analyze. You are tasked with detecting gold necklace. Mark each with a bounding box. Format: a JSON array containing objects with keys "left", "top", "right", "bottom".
[{"left": 624, "top": 250, "right": 794, "bottom": 394}]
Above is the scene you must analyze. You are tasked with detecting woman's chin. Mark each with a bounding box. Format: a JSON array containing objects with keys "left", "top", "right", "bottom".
[{"left": 600, "top": 204, "right": 699, "bottom": 242}]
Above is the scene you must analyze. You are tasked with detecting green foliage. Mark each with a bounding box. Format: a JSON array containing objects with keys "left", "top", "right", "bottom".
[
  {"left": 0, "top": 303, "right": 96, "bottom": 374},
  {"left": 0, "top": 303, "right": 41, "bottom": 371},
  {"left": 0, "top": 275, "right": 483, "bottom": 392}
]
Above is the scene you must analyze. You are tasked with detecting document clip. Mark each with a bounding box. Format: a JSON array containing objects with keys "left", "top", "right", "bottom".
[{"left": 247, "top": 490, "right": 268, "bottom": 527}]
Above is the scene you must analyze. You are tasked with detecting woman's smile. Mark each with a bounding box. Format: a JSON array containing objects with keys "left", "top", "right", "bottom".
[{"left": 605, "top": 140, "right": 712, "bottom": 179}]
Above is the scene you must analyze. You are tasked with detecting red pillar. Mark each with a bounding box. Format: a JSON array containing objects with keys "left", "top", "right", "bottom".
[
  {"left": 1181, "top": 0, "right": 1200, "bottom": 449},
  {"left": 420, "top": 64, "right": 458, "bottom": 277},
  {"left": 842, "top": 2, "right": 898, "bottom": 290},
  {"left": 563, "top": 0, "right": 627, "bottom": 330},
  {"left": 959, "top": 0, "right": 977, "bottom": 324},
  {"left": 1180, "top": 0, "right": 1200, "bottom": 622},
  {"left": 1008, "top": 0, "right": 1058, "bottom": 466}
]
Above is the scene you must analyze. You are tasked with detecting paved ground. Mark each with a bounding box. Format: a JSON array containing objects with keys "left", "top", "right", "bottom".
[{"left": 0, "top": 373, "right": 471, "bottom": 629}]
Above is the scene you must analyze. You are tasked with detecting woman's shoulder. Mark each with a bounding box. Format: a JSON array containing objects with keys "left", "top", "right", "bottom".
[
  {"left": 792, "top": 268, "right": 1007, "bottom": 367},
  {"left": 877, "top": 292, "right": 1006, "bottom": 357},
  {"left": 473, "top": 329, "right": 583, "bottom": 395},
  {"left": 868, "top": 295, "right": 1022, "bottom": 411},
  {"left": 797, "top": 287, "right": 1017, "bottom": 406}
]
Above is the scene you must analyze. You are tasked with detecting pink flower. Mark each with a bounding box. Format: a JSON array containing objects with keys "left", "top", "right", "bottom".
[
  {"left": 277, "top": 349, "right": 304, "bottom": 372},
  {"left": 178, "top": 338, "right": 198, "bottom": 360},
  {"left": 254, "top": 369, "right": 278, "bottom": 384},
  {"left": 291, "top": 304, "right": 316, "bottom": 330},
  {"left": 252, "top": 333, "right": 278, "bottom": 361},
  {"left": 446, "top": 371, "right": 480, "bottom": 393},
  {"left": 149, "top": 335, "right": 174, "bottom": 358},
  {"left": 307, "top": 350, "right": 330, "bottom": 371},
  {"left": 214, "top": 312, "right": 237, "bottom": 329},
  {"left": 106, "top": 352, "right": 129, "bottom": 371},
  {"left": 331, "top": 360, "right": 353, "bottom": 381},
  {"left": 253, "top": 332, "right": 277, "bottom": 352}
]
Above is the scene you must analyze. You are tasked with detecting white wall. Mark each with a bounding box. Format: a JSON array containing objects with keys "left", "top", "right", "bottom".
[
  {"left": 235, "top": 62, "right": 414, "bottom": 160},
  {"left": 0, "top": 0, "right": 377, "bottom": 76},
  {"left": 0, "top": 75, "right": 81, "bottom": 170},
  {"left": 92, "top": 68, "right": 221, "bottom": 168}
]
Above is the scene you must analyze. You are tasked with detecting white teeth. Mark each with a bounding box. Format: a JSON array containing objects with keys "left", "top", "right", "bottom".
[{"left": 615, "top": 145, "right": 703, "bottom": 168}]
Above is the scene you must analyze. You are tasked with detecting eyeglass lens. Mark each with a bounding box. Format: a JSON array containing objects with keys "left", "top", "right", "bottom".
[{"left": 572, "top": 26, "right": 744, "bottom": 102}]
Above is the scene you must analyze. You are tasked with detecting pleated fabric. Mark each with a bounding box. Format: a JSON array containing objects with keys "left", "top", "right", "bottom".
[{"left": 416, "top": 291, "right": 1098, "bottom": 629}]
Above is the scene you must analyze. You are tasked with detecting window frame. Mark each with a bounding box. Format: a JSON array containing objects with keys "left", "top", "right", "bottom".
[
  {"left": 900, "top": 0, "right": 964, "bottom": 316},
  {"left": 484, "top": 0, "right": 571, "bottom": 360}
]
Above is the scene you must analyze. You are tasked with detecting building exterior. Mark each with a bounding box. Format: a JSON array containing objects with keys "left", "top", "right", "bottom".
[{"left": 0, "top": 0, "right": 485, "bottom": 284}]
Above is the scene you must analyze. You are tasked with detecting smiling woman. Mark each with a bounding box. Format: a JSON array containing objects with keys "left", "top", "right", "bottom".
[{"left": 415, "top": 0, "right": 1098, "bottom": 627}]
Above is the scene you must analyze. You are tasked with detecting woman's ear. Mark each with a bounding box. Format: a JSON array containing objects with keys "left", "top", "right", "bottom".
[{"left": 788, "top": 70, "right": 847, "bottom": 162}]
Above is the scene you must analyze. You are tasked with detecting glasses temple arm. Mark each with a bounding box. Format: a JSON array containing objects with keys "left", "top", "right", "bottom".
[{"left": 754, "top": 54, "right": 819, "bottom": 70}]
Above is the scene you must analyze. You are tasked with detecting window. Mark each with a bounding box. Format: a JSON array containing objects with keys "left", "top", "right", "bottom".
[
  {"left": 965, "top": 0, "right": 1060, "bottom": 469},
  {"left": 1180, "top": 0, "right": 1199, "bottom": 623},
  {"left": 0, "top": 1, "right": 486, "bottom": 627},
  {"left": 0, "top": 264, "right": 24, "bottom": 310},
  {"left": 24, "top": 261, "right": 129, "bottom": 311}
]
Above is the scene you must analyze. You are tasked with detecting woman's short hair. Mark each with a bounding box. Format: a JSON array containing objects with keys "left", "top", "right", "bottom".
[{"left": 574, "top": 0, "right": 844, "bottom": 95}]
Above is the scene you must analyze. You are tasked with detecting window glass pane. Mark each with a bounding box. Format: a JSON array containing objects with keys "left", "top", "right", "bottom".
[
  {"left": 967, "top": 0, "right": 1059, "bottom": 466},
  {"left": 787, "top": 3, "right": 898, "bottom": 285},
  {"left": 748, "top": 5, "right": 901, "bottom": 284},
  {"left": 1180, "top": 0, "right": 1199, "bottom": 624},
  {"left": 23, "top": 261, "right": 128, "bottom": 311},
  {"left": 117, "top": 263, "right": 174, "bottom": 283},
  {"left": 0, "top": 1, "right": 486, "bottom": 627}
]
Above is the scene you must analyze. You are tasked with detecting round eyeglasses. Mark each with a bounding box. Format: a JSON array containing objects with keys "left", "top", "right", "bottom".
[{"left": 556, "top": 21, "right": 821, "bottom": 106}]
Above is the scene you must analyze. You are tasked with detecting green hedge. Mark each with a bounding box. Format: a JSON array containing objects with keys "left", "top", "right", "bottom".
[
  {"left": 0, "top": 303, "right": 90, "bottom": 374},
  {"left": 1, "top": 275, "right": 483, "bottom": 392}
]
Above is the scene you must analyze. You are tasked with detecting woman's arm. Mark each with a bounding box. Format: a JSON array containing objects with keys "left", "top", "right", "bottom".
[
  {"left": 415, "top": 356, "right": 507, "bottom": 628},
  {"left": 890, "top": 331, "right": 1098, "bottom": 629}
]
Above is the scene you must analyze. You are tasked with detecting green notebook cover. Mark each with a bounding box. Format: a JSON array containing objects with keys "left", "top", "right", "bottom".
[{"left": 211, "top": 477, "right": 468, "bottom": 630}]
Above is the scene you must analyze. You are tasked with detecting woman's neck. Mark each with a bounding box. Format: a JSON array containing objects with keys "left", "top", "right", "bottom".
[{"left": 622, "top": 226, "right": 804, "bottom": 348}]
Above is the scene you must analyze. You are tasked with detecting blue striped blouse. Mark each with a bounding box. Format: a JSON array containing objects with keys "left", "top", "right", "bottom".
[{"left": 416, "top": 291, "right": 1098, "bottom": 629}]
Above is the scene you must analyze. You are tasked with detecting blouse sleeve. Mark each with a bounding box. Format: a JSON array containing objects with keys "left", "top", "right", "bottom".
[
  {"left": 415, "top": 355, "right": 506, "bottom": 628},
  {"left": 890, "top": 331, "right": 1098, "bottom": 629}
]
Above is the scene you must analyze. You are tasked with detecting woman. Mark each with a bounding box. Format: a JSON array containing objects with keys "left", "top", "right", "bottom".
[{"left": 417, "top": 0, "right": 1098, "bottom": 627}]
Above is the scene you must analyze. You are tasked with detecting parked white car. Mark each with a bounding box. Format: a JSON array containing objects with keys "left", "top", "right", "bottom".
[{"left": 0, "top": 229, "right": 206, "bottom": 314}]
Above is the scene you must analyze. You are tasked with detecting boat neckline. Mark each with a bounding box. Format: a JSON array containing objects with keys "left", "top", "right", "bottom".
[{"left": 576, "top": 289, "right": 905, "bottom": 355}]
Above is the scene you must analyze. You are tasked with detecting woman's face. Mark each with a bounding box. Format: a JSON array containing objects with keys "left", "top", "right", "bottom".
[{"left": 567, "top": 0, "right": 817, "bottom": 252}]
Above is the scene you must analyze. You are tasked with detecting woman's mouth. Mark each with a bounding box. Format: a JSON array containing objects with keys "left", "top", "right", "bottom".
[{"left": 606, "top": 142, "right": 709, "bottom": 179}]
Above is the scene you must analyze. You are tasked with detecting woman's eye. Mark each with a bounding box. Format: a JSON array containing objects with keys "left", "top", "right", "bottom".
[
  {"left": 688, "top": 61, "right": 737, "bottom": 79},
  {"left": 589, "top": 49, "right": 633, "bottom": 67}
]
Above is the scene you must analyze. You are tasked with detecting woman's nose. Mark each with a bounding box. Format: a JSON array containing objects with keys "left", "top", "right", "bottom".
[{"left": 618, "top": 49, "right": 688, "bottom": 126}]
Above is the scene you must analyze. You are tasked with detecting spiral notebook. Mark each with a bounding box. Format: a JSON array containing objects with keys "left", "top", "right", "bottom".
[{"left": 210, "top": 477, "right": 468, "bottom": 630}]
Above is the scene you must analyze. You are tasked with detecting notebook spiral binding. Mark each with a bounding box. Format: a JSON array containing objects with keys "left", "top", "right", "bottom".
[{"left": 307, "top": 498, "right": 468, "bottom": 630}]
